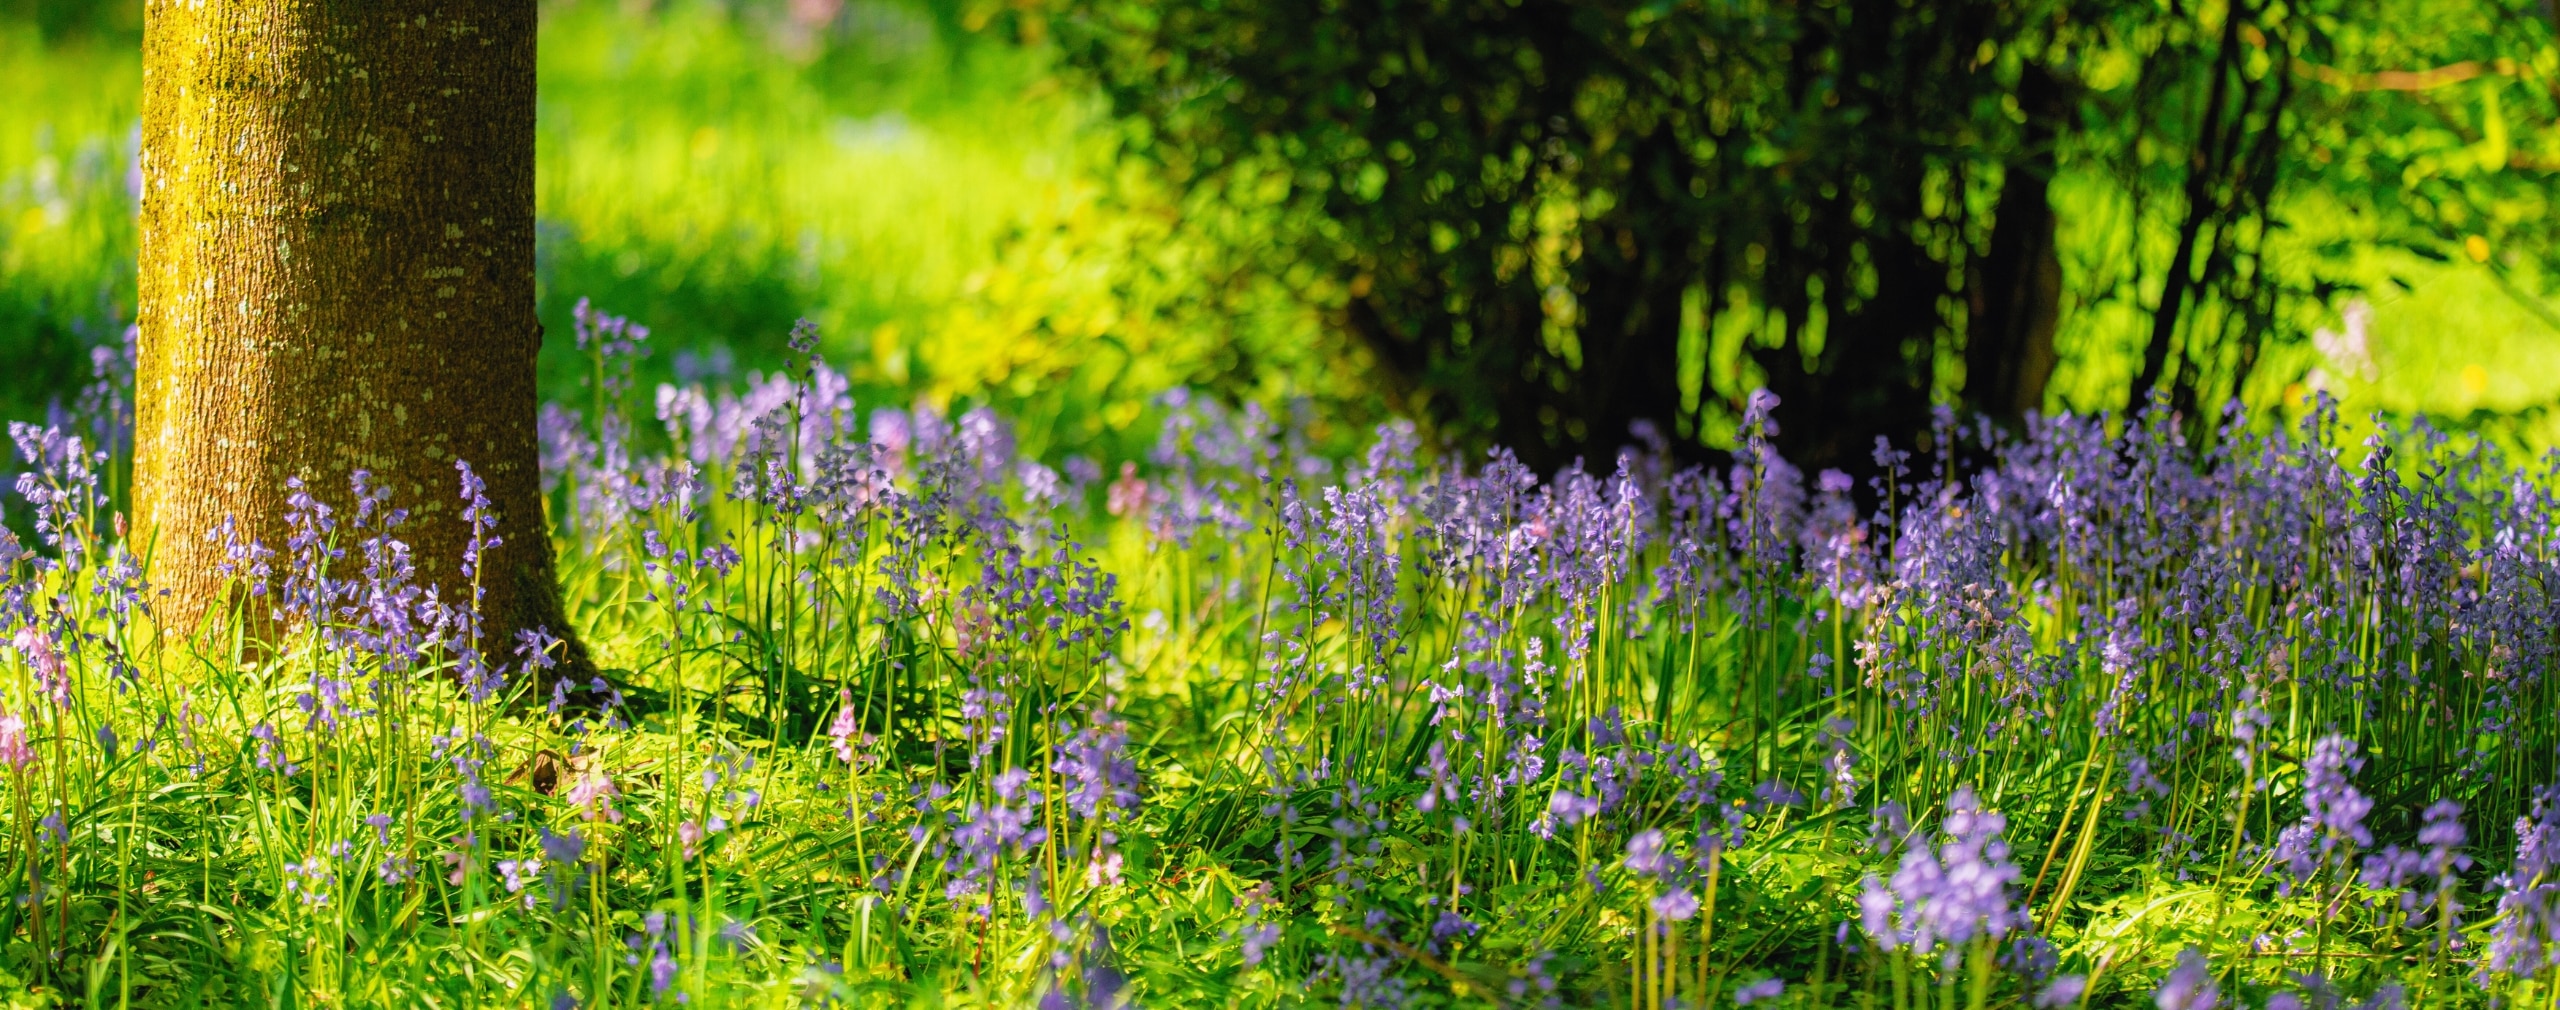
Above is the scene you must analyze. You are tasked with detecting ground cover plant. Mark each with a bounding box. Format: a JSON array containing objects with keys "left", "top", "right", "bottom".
[{"left": 0, "top": 308, "right": 2552, "bottom": 1008}]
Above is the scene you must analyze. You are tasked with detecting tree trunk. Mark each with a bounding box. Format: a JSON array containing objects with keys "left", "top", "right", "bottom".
[
  {"left": 136, "top": 0, "right": 579, "bottom": 668},
  {"left": 1568, "top": 130, "right": 1697, "bottom": 471},
  {"left": 1965, "top": 62, "right": 2065, "bottom": 426}
]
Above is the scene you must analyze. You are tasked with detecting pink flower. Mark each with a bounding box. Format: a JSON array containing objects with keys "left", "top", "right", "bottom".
[
  {"left": 0, "top": 711, "right": 32, "bottom": 772},
  {"left": 14, "top": 627, "right": 65, "bottom": 706},
  {"left": 829, "top": 689, "right": 864, "bottom": 764},
  {"left": 567, "top": 769, "right": 623, "bottom": 823},
  {"left": 1084, "top": 850, "right": 1124, "bottom": 888}
]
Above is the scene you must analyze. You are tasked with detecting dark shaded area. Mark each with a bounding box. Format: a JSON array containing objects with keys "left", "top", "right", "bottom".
[
  {"left": 1055, "top": 0, "right": 2560, "bottom": 472},
  {"left": 2, "top": 0, "right": 134, "bottom": 41},
  {"left": 1052, "top": 0, "right": 2114, "bottom": 472},
  {"left": 1965, "top": 62, "right": 2068, "bottom": 426}
]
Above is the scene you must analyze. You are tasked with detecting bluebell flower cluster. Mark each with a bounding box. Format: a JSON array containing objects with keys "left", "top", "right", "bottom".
[{"left": 14, "top": 293, "right": 2560, "bottom": 1008}]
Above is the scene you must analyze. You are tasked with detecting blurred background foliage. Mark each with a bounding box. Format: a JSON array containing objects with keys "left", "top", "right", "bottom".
[
  {"left": 2, "top": 0, "right": 2557, "bottom": 470},
  {"left": 1055, "top": 0, "right": 2560, "bottom": 470}
]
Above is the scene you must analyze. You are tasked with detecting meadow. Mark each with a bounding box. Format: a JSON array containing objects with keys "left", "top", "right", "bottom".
[
  {"left": 2, "top": 310, "right": 2559, "bottom": 1007},
  {"left": 6, "top": 1, "right": 2560, "bottom": 1007}
]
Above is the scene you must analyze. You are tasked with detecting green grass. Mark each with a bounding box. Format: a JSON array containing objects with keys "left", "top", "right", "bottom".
[
  {"left": 527, "top": 0, "right": 1070, "bottom": 388},
  {"left": 0, "top": 19, "right": 136, "bottom": 425}
]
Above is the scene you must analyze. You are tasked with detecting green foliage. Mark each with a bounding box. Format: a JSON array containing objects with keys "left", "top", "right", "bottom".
[
  {"left": 1051, "top": 0, "right": 2560, "bottom": 466},
  {"left": 528, "top": 0, "right": 1382, "bottom": 462},
  {"left": 1050, "top": 0, "right": 2118, "bottom": 464},
  {"left": 0, "top": 20, "right": 133, "bottom": 427},
  {"left": 0, "top": 0, "right": 134, "bottom": 44}
]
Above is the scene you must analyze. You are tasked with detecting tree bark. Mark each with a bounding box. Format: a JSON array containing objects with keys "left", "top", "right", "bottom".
[
  {"left": 1965, "top": 62, "right": 2065, "bottom": 426},
  {"left": 137, "top": 0, "right": 579, "bottom": 667}
]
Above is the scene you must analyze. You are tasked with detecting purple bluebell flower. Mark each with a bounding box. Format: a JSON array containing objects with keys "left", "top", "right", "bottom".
[
  {"left": 1054, "top": 710, "right": 1141, "bottom": 822},
  {"left": 1316, "top": 949, "right": 1408, "bottom": 1009},
  {"left": 1240, "top": 920, "right": 1282, "bottom": 967},
  {"left": 651, "top": 943, "right": 678, "bottom": 994},
  {"left": 942, "top": 768, "right": 1048, "bottom": 916},
  {"left": 2154, "top": 947, "right": 2217, "bottom": 1010},
  {"left": 1538, "top": 788, "right": 1599, "bottom": 839},
  {"left": 2303, "top": 735, "right": 2373, "bottom": 850},
  {"left": 1859, "top": 874, "right": 1900, "bottom": 951},
  {"left": 2486, "top": 792, "right": 2560, "bottom": 979},
  {"left": 2036, "top": 976, "right": 2088, "bottom": 1008},
  {"left": 283, "top": 857, "right": 333, "bottom": 908},
  {"left": 1862, "top": 786, "right": 2022, "bottom": 961},
  {"left": 1624, "top": 829, "right": 1676, "bottom": 878},
  {"left": 1819, "top": 717, "right": 1858, "bottom": 807}
]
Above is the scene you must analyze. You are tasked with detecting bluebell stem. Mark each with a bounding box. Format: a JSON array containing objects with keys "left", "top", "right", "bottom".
[
  {"left": 570, "top": 296, "right": 650, "bottom": 494},
  {"left": 346, "top": 471, "right": 427, "bottom": 671},
  {"left": 1055, "top": 703, "right": 1142, "bottom": 887},
  {"left": 277, "top": 474, "right": 341, "bottom": 612},
  {"left": 1350, "top": 420, "right": 1422, "bottom": 504},
  {"left": 1055, "top": 709, "right": 1140, "bottom": 822},
  {"left": 1414, "top": 740, "right": 1459, "bottom": 815},
  {"left": 13, "top": 626, "right": 64, "bottom": 708},
  {"left": 828, "top": 688, "right": 869, "bottom": 765},
  {"left": 250, "top": 722, "right": 298, "bottom": 776},
  {"left": 455, "top": 460, "right": 501, "bottom": 604},
  {"left": 11, "top": 423, "right": 102, "bottom": 569},
  {"left": 2093, "top": 599, "right": 2145, "bottom": 738},
  {"left": 1804, "top": 467, "right": 1874, "bottom": 612},
  {"left": 786, "top": 316, "right": 821, "bottom": 356},
  {"left": 73, "top": 326, "right": 134, "bottom": 462},
  {"left": 1322, "top": 481, "right": 1403, "bottom": 690},
  {"left": 644, "top": 911, "right": 680, "bottom": 994}
]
